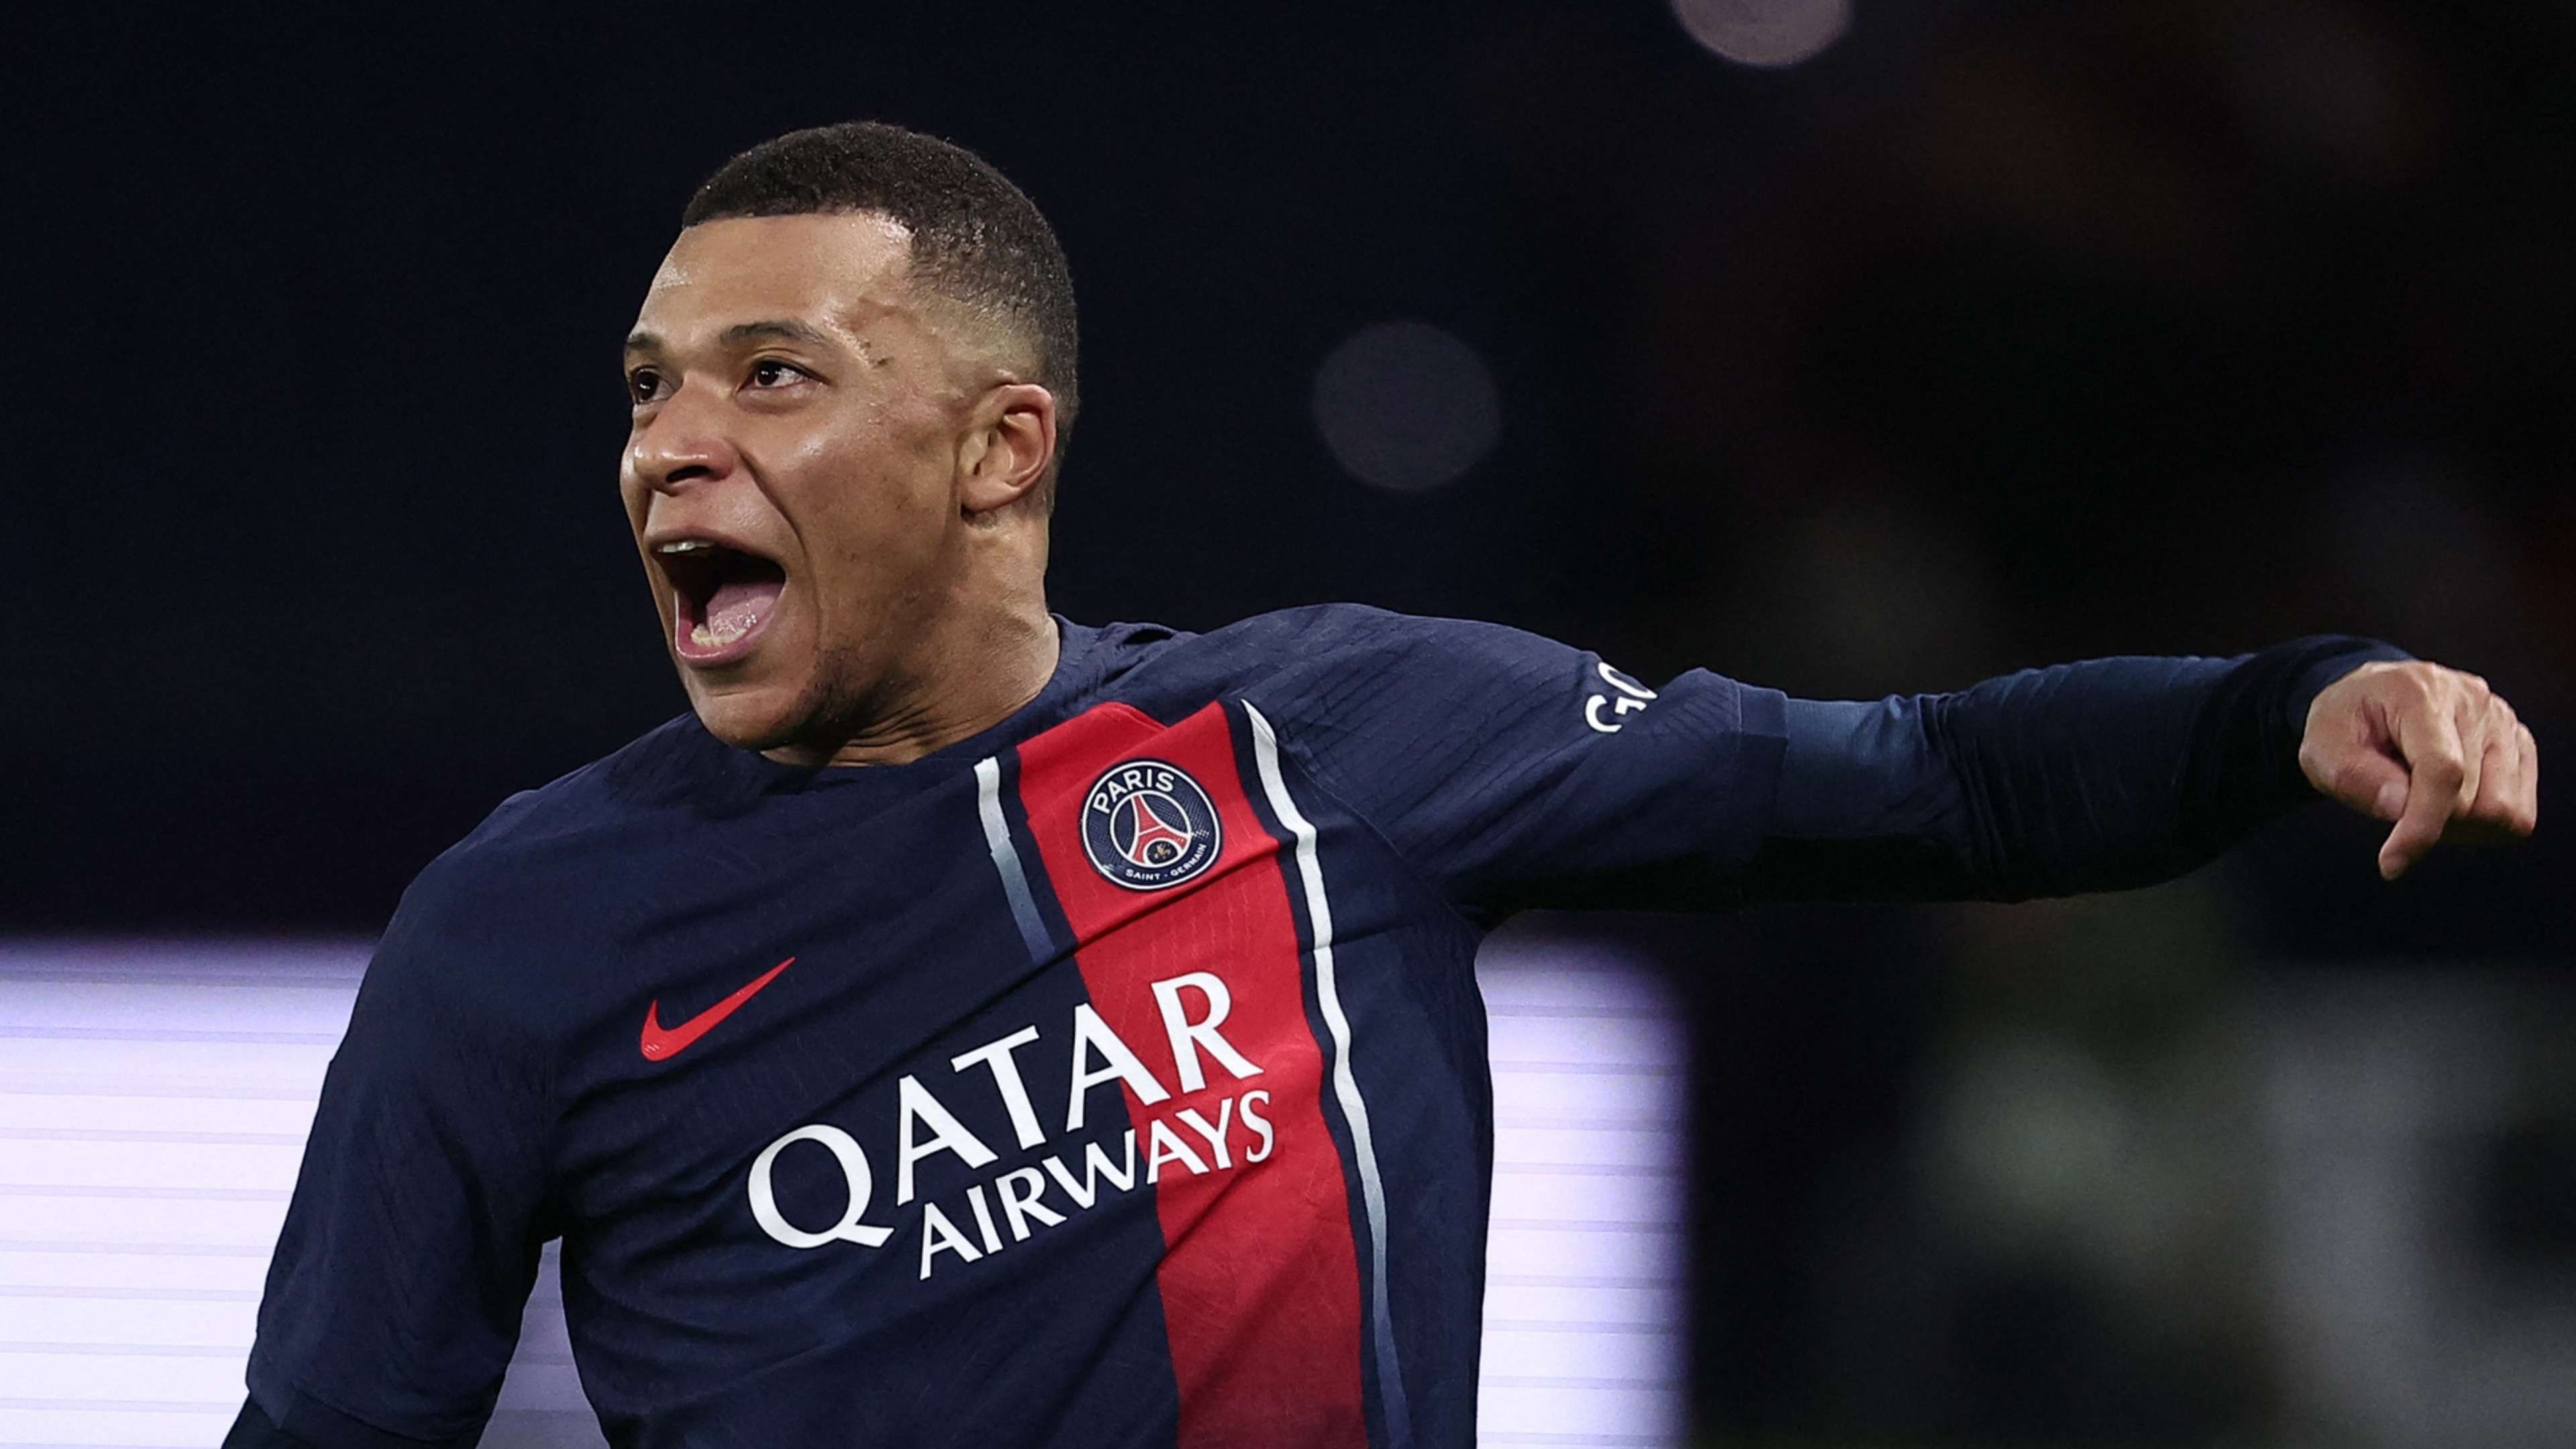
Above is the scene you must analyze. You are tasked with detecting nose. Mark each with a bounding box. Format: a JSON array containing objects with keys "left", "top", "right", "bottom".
[{"left": 627, "top": 382, "right": 743, "bottom": 495}]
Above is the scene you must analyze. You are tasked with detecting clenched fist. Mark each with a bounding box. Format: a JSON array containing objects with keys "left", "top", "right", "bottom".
[{"left": 2300, "top": 660, "right": 2540, "bottom": 879}]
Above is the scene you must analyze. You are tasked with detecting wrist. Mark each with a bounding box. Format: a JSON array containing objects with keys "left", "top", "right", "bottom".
[{"left": 2287, "top": 641, "right": 2414, "bottom": 739}]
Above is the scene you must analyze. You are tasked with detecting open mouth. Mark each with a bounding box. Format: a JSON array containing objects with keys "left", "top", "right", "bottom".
[{"left": 655, "top": 539, "right": 788, "bottom": 665}]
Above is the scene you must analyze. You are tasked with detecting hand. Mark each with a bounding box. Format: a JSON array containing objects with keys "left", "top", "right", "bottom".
[{"left": 2300, "top": 660, "right": 2540, "bottom": 879}]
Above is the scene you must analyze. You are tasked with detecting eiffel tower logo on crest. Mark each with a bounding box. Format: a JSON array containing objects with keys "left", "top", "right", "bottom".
[
  {"left": 1082, "top": 757, "right": 1224, "bottom": 892},
  {"left": 1120, "top": 792, "right": 1195, "bottom": 867}
]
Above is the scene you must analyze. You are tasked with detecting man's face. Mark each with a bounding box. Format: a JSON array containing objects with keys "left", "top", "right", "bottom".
[{"left": 621, "top": 213, "right": 971, "bottom": 753}]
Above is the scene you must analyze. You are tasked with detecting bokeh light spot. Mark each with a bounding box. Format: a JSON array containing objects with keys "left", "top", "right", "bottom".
[
  {"left": 1311, "top": 321, "right": 1502, "bottom": 493},
  {"left": 1670, "top": 0, "right": 1851, "bottom": 68}
]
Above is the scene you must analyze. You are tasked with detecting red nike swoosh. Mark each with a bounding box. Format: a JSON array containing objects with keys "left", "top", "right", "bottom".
[{"left": 639, "top": 957, "right": 794, "bottom": 1063}]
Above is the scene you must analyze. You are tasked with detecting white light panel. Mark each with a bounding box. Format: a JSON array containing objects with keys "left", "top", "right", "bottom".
[{"left": 0, "top": 937, "right": 1688, "bottom": 1448}]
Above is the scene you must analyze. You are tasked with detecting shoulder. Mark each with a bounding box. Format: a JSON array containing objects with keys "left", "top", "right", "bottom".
[
  {"left": 1198, "top": 602, "right": 1544, "bottom": 661},
  {"left": 438, "top": 712, "right": 710, "bottom": 867},
  {"left": 1083, "top": 603, "right": 1572, "bottom": 714},
  {"left": 366, "top": 714, "right": 712, "bottom": 1000}
]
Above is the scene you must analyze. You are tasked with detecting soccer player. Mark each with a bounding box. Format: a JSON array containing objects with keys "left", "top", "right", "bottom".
[{"left": 225, "top": 122, "right": 2538, "bottom": 1449}]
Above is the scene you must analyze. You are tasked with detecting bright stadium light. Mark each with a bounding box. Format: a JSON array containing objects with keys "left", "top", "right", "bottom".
[
  {"left": 1311, "top": 320, "right": 1503, "bottom": 493},
  {"left": 0, "top": 937, "right": 1690, "bottom": 1447},
  {"left": 1670, "top": 0, "right": 1851, "bottom": 68}
]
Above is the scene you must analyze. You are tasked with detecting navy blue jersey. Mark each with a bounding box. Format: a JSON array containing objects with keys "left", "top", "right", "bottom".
[{"left": 238, "top": 606, "right": 2396, "bottom": 1448}]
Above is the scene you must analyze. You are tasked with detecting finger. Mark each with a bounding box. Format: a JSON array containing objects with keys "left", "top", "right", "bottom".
[
  {"left": 2381, "top": 699, "right": 2468, "bottom": 879},
  {"left": 2450, "top": 687, "right": 2487, "bottom": 814},
  {"left": 2516, "top": 722, "right": 2540, "bottom": 835},
  {"left": 2463, "top": 712, "right": 2523, "bottom": 833}
]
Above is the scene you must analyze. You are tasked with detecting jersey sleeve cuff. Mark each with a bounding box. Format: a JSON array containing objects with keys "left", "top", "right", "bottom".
[
  {"left": 2251, "top": 634, "right": 2415, "bottom": 802},
  {"left": 2284, "top": 637, "right": 2414, "bottom": 726}
]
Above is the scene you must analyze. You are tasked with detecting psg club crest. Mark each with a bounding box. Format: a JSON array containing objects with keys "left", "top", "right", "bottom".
[{"left": 1081, "top": 759, "right": 1222, "bottom": 891}]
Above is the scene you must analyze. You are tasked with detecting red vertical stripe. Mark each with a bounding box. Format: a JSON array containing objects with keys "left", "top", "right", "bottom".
[{"left": 1016, "top": 701, "right": 1368, "bottom": 1448}]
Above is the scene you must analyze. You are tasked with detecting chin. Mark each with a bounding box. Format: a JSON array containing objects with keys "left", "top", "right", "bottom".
[{"left": 684, "top": 676, "right": 817, "bottom": 753}]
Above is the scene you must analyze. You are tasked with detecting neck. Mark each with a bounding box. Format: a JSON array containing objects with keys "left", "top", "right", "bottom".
[{"left": 761, "top": 598, "right": 1061, "bottom": 771}]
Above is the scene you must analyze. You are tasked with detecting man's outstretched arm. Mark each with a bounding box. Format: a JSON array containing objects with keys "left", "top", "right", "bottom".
[{"left": 1743, "top": 637, "right": 2540, "bottom": 902}]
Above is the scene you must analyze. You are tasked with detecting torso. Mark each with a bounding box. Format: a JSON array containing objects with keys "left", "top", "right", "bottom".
[{"left": 484, "top": 615, "right": 1495, "bottom": 1448}]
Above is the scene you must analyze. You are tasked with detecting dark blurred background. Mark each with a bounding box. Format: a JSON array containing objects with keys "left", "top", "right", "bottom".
[{"left": 11, "top": 2, "right": 2572, "bottom": 1443}]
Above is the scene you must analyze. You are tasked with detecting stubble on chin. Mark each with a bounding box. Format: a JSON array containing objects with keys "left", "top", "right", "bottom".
[
  {"left": 684, "top": 668, "right": 819, "bottom": 754},
  {"left": 714, "top": 639, "right": 904, "bottom": 759}
]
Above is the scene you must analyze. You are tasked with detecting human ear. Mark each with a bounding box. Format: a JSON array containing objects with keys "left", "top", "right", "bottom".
[{"left": 958, "top": 383, "right": 1058, "bottom": 516}]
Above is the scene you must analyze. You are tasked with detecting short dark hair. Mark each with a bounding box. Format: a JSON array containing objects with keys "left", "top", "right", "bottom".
[{"left": 682, "top": 121, "right": 1079, "bottom": 496}]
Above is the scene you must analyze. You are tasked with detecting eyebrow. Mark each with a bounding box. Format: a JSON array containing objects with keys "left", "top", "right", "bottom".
[{"left": 622, "top": 319, "right": 835, "bottom": 356}]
